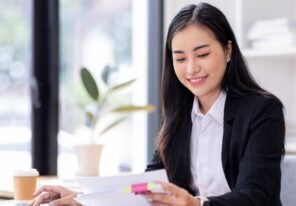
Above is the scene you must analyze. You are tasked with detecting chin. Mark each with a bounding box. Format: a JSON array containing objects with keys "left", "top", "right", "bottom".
[{"left": 191, "top": 90, "right": 206, "bottom": 97}]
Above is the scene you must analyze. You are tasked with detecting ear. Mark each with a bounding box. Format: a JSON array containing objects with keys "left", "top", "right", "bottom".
[{"left": 226, "top": 40, "right": 232, "bottom": 62}]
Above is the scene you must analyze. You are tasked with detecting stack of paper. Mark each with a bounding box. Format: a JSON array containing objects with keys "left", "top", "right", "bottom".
[
  {"left": 75, "top": 169, "right": 168, "bottom": 206},
  {"left": 247, "top": 18, "right": 296, "bottom": 49}
]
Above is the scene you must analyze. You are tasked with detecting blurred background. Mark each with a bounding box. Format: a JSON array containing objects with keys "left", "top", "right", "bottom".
[{"left": 0, "top": 0, "right": 295, "bottom": 183}]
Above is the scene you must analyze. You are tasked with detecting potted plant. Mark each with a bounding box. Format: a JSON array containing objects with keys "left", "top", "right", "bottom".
[{"left": 74, "top": 66, "right": 154, "bottom": 176}]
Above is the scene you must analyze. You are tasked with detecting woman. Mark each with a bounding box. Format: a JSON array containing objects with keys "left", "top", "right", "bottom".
[
  {"left": 144, "top": 3, "right": 285, "bottom": 206},
  {"left": 30, "top": 3, "right": 285, "bottom": 206}
]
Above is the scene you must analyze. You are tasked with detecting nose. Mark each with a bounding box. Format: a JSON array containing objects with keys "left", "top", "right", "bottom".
[{"left": 186, "top": 56, "right": 200, "bottom": 75}]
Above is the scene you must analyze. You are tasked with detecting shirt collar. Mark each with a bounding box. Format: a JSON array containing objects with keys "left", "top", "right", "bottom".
[{"left": 191, "top": 91, "right": 227, "bottom": 125}]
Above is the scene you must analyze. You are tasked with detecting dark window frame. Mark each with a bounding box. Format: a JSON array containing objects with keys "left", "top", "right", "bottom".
[{"left": 31, "top": 0, "right": 59, "bottom": 175}]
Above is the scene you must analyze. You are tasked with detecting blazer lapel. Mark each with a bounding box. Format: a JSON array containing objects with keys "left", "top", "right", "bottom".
[{"left": 222, "top": 93, "right": 241, "bottom": 187}]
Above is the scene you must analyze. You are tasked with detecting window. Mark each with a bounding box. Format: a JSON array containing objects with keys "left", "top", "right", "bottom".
[
  {"left": 0, "top": 0, "right": 151, "bottom": 182},
  {"left": 0, "top": 0, "right": 32, "bottom": 183},
  {"left": 59, "top": 0, "right": 149, "bottom": 177}
]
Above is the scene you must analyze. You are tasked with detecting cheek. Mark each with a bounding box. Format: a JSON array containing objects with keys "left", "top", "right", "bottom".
[
  {"left": 173, "top": 64, "right": 185, "bottom": 80},
  {"left": 207, "top": 55, "right": 227, "bottom": 77}
]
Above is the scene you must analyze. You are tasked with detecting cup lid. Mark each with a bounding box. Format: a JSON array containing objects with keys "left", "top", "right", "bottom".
[{"left": 13, "top": 169, "right": 39, "bottom": 176}]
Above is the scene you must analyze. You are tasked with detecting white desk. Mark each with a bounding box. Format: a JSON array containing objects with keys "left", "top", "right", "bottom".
[{"left": 0, "top": 201, "right": 50, "bottom": 206}]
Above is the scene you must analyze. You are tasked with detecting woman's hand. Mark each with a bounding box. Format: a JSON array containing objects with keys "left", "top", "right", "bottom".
[
  {"left": 144, "top": 182, "right": 200, "bottom": 206},
  {"left": 29, "top": 185, "right": 82, "bottom": 206}
]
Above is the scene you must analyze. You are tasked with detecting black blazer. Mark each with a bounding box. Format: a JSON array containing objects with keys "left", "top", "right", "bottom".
[{"left": 146, "top": 93, "right": 285, "bottom": 206}]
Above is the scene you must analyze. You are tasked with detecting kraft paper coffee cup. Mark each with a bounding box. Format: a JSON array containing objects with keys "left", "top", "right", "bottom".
[{"left": 13, "top": 169, "right": 39, "bottom": 200}]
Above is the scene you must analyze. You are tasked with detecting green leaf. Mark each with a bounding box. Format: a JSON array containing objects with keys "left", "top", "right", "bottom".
[
  {"left": 109, "top": 79, "right": 136, "bottom": 92},
  {"left": 80, "top": 67, "right": 99, "bottom": 101},
  {"left": 99, "top": 117, "right": 126, "bottom": 135},
  {"left": 112, "top": 105, "right": 154, "bottom": 113}
]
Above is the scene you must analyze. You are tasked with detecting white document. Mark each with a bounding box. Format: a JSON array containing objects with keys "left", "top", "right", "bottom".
[{"left": 75, "top": 169, "right": 168, "bottom": 206}]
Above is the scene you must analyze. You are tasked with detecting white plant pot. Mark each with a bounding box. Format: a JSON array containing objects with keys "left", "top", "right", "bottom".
[{"left": 74, "top": 144, "right": 104, "bottom": 176}]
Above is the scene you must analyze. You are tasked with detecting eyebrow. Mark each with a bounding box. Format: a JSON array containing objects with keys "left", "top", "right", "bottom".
[{"left": 172, "top": 44, "right": 210, "bottom": 54}]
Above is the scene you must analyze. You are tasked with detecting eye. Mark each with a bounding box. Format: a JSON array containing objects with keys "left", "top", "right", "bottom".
[
  {"left": 197, "top": 53, "right": 210, "bottom": 58},
  {"left": 175, "top": 58, "right": 186, "bottom": 62}
]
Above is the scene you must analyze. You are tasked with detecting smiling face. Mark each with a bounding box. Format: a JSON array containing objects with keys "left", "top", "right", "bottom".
[{"left": 171, "top": 23, "right": 231, "bottom": 112}]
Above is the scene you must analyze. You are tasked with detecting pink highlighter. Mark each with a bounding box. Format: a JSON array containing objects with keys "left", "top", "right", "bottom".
[{"left": 124, "top": 182, "right": 164, "bottom": 194}]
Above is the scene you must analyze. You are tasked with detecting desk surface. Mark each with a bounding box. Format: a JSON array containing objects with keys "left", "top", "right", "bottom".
[
  {"left": 0, "top": 200, "right": 50, "bottom": 206},
  {"left": 0, "top": 200, "right": 15, "bottom": 206}
]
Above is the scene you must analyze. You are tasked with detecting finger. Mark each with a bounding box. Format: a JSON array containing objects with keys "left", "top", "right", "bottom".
[
  {"left": 30, "top": 191, "right": 58, "bottom": 206},
  {"left": 50, "top": 194, "right": 79, "bottom": 206},
  {"left": 145, "top": 193, "right": 175, "bottom": 205},
  {"left": 155, "top": 182, "right": 187, "bottom": 197},
  {"left": 33, "top": 185, "right": 62, "bottom": 196}
]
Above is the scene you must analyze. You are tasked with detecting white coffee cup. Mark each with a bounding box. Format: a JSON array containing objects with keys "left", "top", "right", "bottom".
[{"left": 13, "top": 168, "right": 39, "bottom": 200}]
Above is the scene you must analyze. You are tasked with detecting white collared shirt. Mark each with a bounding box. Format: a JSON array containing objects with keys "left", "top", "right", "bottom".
[{"left": 190, "top": 91, "right": 231, "bottom": 196}]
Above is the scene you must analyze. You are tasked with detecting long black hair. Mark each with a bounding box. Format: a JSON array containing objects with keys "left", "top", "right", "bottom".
[{"left": 157, "top": 3, "right": 281, "bottom": 194}]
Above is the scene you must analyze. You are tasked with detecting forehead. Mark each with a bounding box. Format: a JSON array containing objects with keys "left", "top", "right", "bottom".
[{"left": 171, "top": 24, "right": 217, "bottom": 49}]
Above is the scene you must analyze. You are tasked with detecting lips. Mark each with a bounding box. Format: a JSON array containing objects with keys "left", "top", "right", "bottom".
[{"left": 188, "top": 75, "right": 208, "bottom": 87}]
